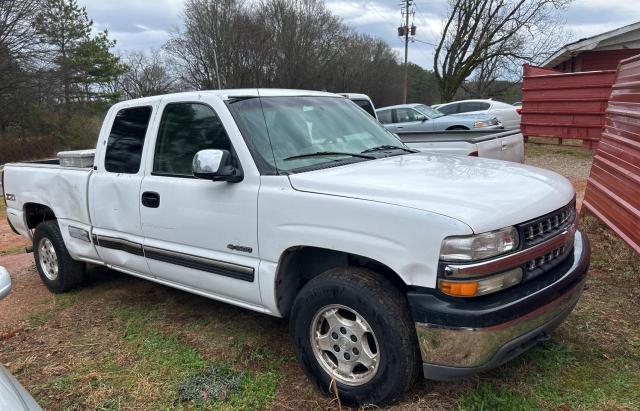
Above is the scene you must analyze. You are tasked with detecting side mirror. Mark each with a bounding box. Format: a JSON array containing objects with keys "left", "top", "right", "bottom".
[
  {"left": 0, "top": 266, "right": 11, "bottom": 300},
  {"left": 192, "top": 149, "right": 243, "bottom": 183},
  {"left": 416, "top": 114, "right": 427, "bottom": 122}
]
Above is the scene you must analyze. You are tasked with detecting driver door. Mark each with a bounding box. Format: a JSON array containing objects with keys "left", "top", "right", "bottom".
[
  {"left": 393, "top": 108, "right": 433, "bottom": 132},
  {"left": 138, "top": 96, "right": 261, "bottom": 306}
]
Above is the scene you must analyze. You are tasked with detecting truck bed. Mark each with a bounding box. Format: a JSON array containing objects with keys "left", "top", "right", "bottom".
[
  {"left": 2, "top": 162, "right": 94, "bottom": 235},
  {"left": 397, "top": 129, "right": 524, "bottom": 162}
]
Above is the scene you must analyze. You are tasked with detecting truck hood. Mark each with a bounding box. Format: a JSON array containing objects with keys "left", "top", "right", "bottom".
[{"left": 288, "top": 153, "right": 574, "bottom": 233}]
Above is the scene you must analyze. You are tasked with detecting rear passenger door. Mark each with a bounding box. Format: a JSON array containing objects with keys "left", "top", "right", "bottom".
[
  {"left": 90, "top": 104, "right": 157, "bottom": 276},
  {"left": 138, "top": 97, "right": 261, "bottom": 305}
]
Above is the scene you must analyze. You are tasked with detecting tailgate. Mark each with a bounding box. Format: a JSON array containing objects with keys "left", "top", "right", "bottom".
[{"left": 468, "top": 130, "right": 524, "bottom": 163}]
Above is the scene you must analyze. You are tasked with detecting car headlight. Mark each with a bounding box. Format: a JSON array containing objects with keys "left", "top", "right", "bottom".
[
  {"left": 440, "top": 227, "right": 519, "bottom": 262},
  {"left": 473, "top": 120, "right": 488, "bottom": 128}
]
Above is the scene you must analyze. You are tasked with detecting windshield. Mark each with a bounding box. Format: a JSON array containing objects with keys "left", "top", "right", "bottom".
[
  {"left": 415, "top": 104, "right": 445, "bottom": 119},
  {"left": 230, "top": 96, "right": 408, "bottom": 173}
]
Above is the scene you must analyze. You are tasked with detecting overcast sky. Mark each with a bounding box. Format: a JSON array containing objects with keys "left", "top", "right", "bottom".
[{"left": 78, "top": 0, "right": 640, "bottom": 69}]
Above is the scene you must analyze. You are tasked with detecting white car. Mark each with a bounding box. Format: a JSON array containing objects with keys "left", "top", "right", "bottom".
[
  {"left": 2, "top": 89, "right": 590, "bottom": 406},
  {"left": 435, "top": 99, "right": 522, "bottom": 130}
]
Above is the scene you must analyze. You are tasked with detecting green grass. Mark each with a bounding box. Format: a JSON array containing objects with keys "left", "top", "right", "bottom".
[
  {"left": 27, "top": 296, "right": 280, "bottom": 410},
  {"left": 457, "top": 341, "right": 640, "bottom": 411},
  {"left": 0, "top": 245, "right": 26, "bottom": 255}
]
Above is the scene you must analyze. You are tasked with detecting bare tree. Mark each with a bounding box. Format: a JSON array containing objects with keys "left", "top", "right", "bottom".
[
  {"left": 0, "top": 0, "right": 43, "bottom": 135},
  {"left": 118, "top": 51, "right": 177, "bottom": 98},
  {"left": 434, "top": 0, "right": 571, "bottom": 102}
]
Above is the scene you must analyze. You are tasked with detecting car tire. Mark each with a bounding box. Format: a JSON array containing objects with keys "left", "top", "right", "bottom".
[
  {"left": 33, "top": 220, "right": 86, "bottom": 293},
  {"left": 447, "top": 126, "right": 468, "bottom": 130},
  {"left": 290, "top": 267, "right": 420, "bottom": 406}
]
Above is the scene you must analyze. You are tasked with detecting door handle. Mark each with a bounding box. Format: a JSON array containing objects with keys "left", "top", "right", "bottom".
[
  {"left": 141, "top": 191, "right": 160, "bottom": 208},
  {"left": 396, "top": 126, "right": 404, "bottom": 129}
]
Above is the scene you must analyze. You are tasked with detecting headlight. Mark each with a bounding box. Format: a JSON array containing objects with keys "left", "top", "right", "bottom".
[
  {"left": 440, "top": 227, "right": 519, "bottom": 262},
  {"left": 473, "top": 120, "right": 489, "bottom": 128},
  {"left": 439, "top": 267, "right": 523, "bottom": 297}
]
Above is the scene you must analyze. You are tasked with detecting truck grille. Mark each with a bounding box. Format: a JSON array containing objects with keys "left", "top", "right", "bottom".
[
  {"left": 526, "top": 246, "right": 566, "bottom": 271},
  {"left": 520, "top": 201, "right": 575, "bottom": 247}
]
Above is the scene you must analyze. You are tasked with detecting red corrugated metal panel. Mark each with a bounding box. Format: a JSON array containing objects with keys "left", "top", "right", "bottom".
[
  {"left": 583, "top": 54, "right": 640, "bottom": 254},
  {"left": 521, "top": 64, "right": 617, "bottom": 147}
]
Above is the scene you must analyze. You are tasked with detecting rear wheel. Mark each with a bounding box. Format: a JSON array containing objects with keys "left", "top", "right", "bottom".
[
  {"left": 33, "top": 221, "right": 86, "bottom": 293},
  {"left": 290, "top": 267, "right": 420, "bottom": 406}
]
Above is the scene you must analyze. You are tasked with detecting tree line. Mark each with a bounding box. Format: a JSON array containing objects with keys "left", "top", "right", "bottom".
[{"left": 0, "top": 0, "right": 567, "bottom": 163}]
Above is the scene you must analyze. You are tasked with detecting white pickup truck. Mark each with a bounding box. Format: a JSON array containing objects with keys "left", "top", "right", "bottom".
[{"left": 2, "top": 89, "right": 590, "bottom": 406}]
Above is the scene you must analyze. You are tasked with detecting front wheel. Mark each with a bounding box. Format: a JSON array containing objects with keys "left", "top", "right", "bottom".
[
  {"left": 33, "top": 220, "right": 86, "bottom": 293},
  {"left": 290, "top": 268, "right": 420, "bottom": 406}
]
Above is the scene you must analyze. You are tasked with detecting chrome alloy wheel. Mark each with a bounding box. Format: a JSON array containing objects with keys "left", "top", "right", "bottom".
[
  {"left": 310, "top": 304, "right": 380, "bottom": 386},
  {"left": 38, "top": 237, "right": 59, "bottom": 280}
]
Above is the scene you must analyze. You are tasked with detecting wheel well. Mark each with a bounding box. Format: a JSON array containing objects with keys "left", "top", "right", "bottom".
[
  {"left": 275, "top": 246, "right": 407, "bottom": 317},
  {"left": 446, "top": 125, "right": 469, "bottom": 130},
  {"left": 24, "top": 203, "right": 56, "bottom": 229}
]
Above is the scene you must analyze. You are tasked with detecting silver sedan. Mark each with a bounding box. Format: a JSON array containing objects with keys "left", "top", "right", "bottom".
[{"left": 376, "top": 103, "right": 503, "bottom": 133}]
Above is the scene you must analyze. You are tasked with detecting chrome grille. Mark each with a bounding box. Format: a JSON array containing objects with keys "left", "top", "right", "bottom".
[
  {"left": 526, "top": 246, "right": 566, "bottom": 271},
  {"left": 520, "top": 202, "right": 575, "bottom": 246}
]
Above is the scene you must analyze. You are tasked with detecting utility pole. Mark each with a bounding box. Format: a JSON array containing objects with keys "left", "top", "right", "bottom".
[{"left": 399, "top": 0, "right": 415, "bottom": 103}]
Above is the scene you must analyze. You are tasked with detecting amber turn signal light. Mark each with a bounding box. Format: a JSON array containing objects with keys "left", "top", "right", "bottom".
[{"left": 439, "top": 280, "right": 478, "bottom": 297}]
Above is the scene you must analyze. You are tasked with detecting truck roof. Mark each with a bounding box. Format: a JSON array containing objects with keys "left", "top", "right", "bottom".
[{"left": 110, "top": 88, "right": 341, "bottom": 110}]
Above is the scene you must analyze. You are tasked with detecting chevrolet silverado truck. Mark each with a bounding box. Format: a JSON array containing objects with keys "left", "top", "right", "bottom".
[{"left": 1, "top": 89, "right": 590, "bottom": 406}]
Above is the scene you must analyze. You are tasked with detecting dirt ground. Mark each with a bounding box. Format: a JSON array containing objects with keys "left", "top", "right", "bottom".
[{"left": 1, "top": 144, "right": 638, "bottom": 411}]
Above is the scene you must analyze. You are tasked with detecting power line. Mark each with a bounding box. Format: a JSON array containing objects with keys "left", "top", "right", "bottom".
[
  {"left": 399, "top": 0, "right": 416, "bottom": 103},
  {"left": 412, "top": 1, "right": 440, "bottom": 47}
]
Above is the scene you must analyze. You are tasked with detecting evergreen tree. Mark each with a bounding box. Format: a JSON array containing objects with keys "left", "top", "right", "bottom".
[{"left": 35, "top": 0, "right": 124, "bottom": 108}]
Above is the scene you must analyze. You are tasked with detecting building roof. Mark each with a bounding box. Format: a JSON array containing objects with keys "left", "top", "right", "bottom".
[{"left": 543, "top": 21, "right": 640, "bottom": 68}]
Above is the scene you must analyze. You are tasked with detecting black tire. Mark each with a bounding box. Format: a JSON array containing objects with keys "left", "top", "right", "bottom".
[
  {"left": 447, "top": 125, "right": 469, "bottom": 131},
  {"left": 290, "top": 267, "right": 420, "bottom": 406},
  {"left": 33, "top": 220, "right": 86, "bottom": 293}
]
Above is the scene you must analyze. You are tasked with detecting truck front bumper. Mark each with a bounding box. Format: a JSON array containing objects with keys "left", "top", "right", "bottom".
[{"left": 408, "top": 230, "right": 590, "bottom": 380}]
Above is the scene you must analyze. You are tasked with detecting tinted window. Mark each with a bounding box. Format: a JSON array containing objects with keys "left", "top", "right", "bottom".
[
  {"left": 105, "top": 106, "right": 152, "bottom": 174},
  {"left": 437, "top": 103, "right": 458, "bottom": 115},
  {"left": 459, "top": 102, "right": 491, "bottom": 112},
  {"left": 377, "top": 109, "right": 392, "bottom": 124},
  {"left": 153, "top": 103, "right": 233, "bottom": 177},
  {"left": 394, "top": 108, "right": 421, "bottom": 123},
  {"left": 352, "top": 99, "right": 376, "bottom": 117}
]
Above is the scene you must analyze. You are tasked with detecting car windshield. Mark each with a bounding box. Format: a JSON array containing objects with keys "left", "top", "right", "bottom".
[
  {"left": 230, "top": 96, "right": 408, "bottom": 173},
  {"left": 415, "top": 104, "right": 445, "bottom": 119}
]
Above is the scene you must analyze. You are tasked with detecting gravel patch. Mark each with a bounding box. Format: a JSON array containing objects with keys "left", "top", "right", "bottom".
[
  {"left": 524, "top": 143, "right": 594, "bottom": 209},
  {"left": 525, "top": 144, "right": 593, "bottom": 181}
]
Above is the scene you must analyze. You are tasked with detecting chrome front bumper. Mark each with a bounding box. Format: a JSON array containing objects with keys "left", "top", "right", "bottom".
[{"left": 411, "top": 230, "right": 590, "bottom": 380}]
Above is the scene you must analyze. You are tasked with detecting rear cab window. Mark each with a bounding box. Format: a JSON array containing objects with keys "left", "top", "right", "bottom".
[{"left": 104, "top": 106, "right": 153, "bottom": 174}]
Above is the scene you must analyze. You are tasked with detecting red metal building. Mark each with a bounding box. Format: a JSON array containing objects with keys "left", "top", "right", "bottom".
[
  {"left": 543, "top": 21, "right": 640, "bottom": 73},
  {"left": 520, "top": 22, "right": 640, "bottom": 147}
]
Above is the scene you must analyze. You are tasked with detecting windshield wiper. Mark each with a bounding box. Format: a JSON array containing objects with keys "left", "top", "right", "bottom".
[
  {"left": 283, "top": 151, "right": 375, "bottom": 161},
  {"left": 361, "top": 145, "right": 418, "bottom": 154}
]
